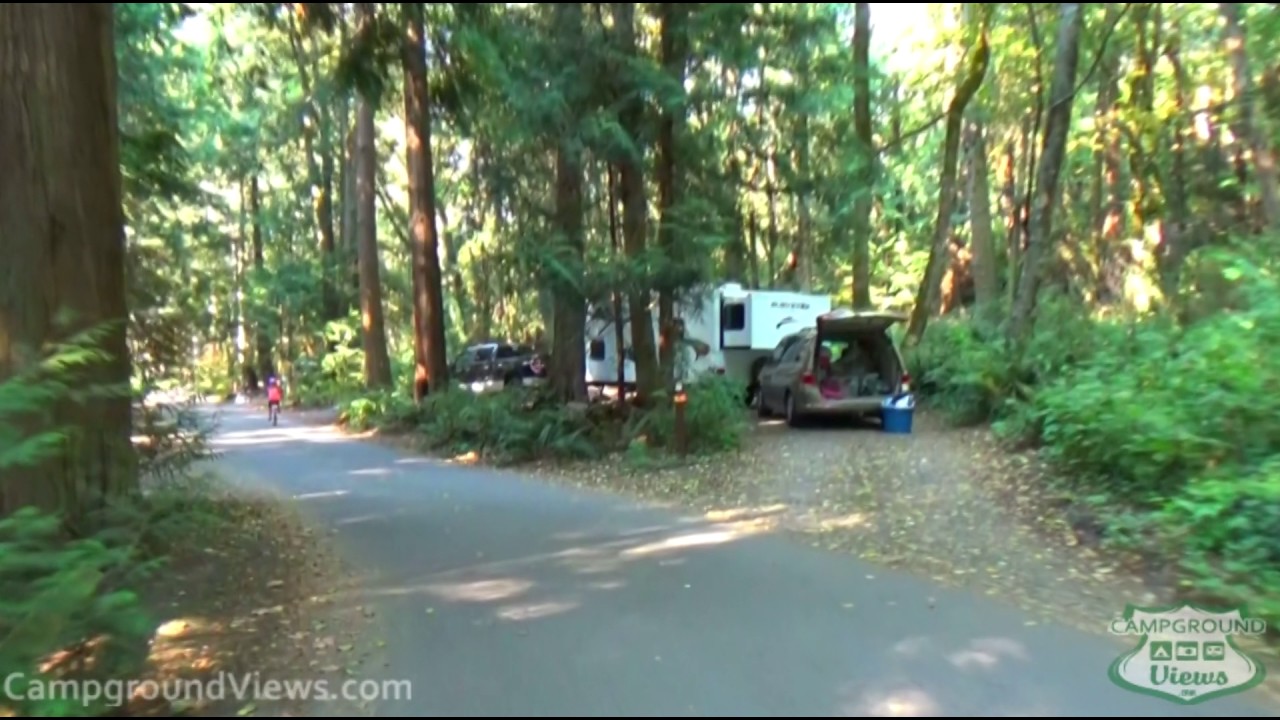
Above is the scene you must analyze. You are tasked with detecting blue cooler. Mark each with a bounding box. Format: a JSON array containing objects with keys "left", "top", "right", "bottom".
[{"left": 881, "top": 393, "right": 915, "bottom": 434}]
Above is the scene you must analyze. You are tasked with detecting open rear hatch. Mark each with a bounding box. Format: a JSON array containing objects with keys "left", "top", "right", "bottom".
[
  {"left": 816, "top": 308, "right": 908, "bottom": 334},
  {"left": 810, "top": 308, "right": 909, "bottom": 400}
]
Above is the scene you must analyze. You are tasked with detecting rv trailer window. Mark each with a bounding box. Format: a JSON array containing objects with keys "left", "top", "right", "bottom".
[
  {"left": 721, "top": 303, "right": 746, "bottom": 331},
  {"left": 588, "top": 339, "right": 606, "bottom": 360}
]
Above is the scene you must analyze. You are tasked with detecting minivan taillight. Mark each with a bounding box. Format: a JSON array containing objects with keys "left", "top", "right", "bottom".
[
  {"left": 801, "top": 373, "right": 816, "bottom": 385},
  {"left": 901, "top": 373, "right": 911, "bottom": 392}
]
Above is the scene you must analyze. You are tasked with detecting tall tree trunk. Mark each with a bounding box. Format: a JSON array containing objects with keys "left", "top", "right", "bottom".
[
  {"left": 403, "top": 2, "right": 449, "bottom": 401},
  {"left": 1220, "top": 2, "right": 1280, "bottom": 230},
  {"left": 548, "top": 1, "right": 588, "bottom": 403},
  {"left": 1016, "top": 4, "right": 1048, "bottom": 259},
  {"left": 354, "top": 2, "right": 393, "bottom": 388},
  {"left": 1156, "top": 35, "right": 1194, "bottom": 298},
  {"left": 285, "top": 14, "right": 340, "bottom": 322},
  {"left": 0, "top": 3, "right": 134, "bottom": 514},
  {"left": 965, "top": 120, "right": 1000, "bottom": 310},
  {"left": 1003, "top": 130, "right": 1024, "bottom": 303},
  {"left": 613, "top": 1, "right": 660, "bottom": 401},
  {"left": 340, "top": 126, "right": 359, "bottom": 309},
  {"left": 907, "top": 20, "right": 990, "bottom": 341},
  {"left": 318, "top": 112, "right": 340, "bottom": 320},
  {"left": 851, "top": 2, "right": 874, "bottom": 308},
  {"left": 250, "top": 175, "right": 273, "bottom": 381},
  {"left": 656, "top": 2, "right": 687, "bottom": 384},
  {"left": 336, "top": 3, "right": 358, "bottom": 309},
  {"left": 608, "top": 166, "right": 626, "bottom": 398},
  {"left": 1092, "top": 41, "right": 1126, "bottom": 303},
  {"left": 233, "top": 205, "right": 248, "bottom": 384},
  {"left": 1010, "top": 2, "right": 1085, "bottom": 342},
  {"left": 1126, "top": 3, "right": 1161, "bottom": 232},
  {"left": 765, "top": 152, "right": 781, "bottom": 287}
]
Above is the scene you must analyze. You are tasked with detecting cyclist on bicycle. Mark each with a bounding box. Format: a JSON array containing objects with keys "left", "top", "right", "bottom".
[{"left": 266, "top": 375, "right": 283, "bottom": 416}]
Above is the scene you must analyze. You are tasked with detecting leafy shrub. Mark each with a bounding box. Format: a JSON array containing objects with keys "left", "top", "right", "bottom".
[
  {"left": 624, "top": 375, "right": 749, "bottom": 453},
  {"left": 413, "top": 388, "right": 599, "bottom": 464},
  {"left": 0, "top": 330, "right": 225, "bottom": 716},
  {"left": 909, "top": 246, "right": 1280, "bottom": 624},
  {"left": 292, "top": 321, "right": 368, "bottom": 407},
  {"left": 336, "top": 388, "right": 425, "bottom": 432},
  {"left": 337, "top": 374, "right": 751, "bottom": 466},
  {"left": 0, "top": 507, "right": 155, "bottom": 717},
  {"left": 906, "top": 295, "right": 1118, "bottom": 429},
  {"left": 906, "top": 315, "right": 1014, "bottom": 425},
  {"left": 133, "top": 395, "right": 219, "bottom": 486}
]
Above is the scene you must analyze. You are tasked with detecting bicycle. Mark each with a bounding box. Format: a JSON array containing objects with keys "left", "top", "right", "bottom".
[{"left": 268, "top": 400, "right": 279, "bottom": 426}]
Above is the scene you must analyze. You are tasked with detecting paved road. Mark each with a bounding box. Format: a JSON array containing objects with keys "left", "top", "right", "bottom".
[{"left": 209, "top": 405, "right": 1277, "bottom": 717}]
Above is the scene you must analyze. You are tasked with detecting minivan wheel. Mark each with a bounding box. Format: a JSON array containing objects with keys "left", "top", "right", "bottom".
[
  {"left": 785, "top": 392, "right": 800, "bottom": 427},
  {"left": 757, "top": 390, "right": 771, "bottom": 418}
]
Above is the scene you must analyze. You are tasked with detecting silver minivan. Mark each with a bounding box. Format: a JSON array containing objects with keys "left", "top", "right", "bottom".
[{"left": 755, "top": 309, "right": 910, "bottom": 426}]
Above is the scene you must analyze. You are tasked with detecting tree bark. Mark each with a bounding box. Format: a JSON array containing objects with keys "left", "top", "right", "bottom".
[
  {"left": 608, "top": 166, "right": 626, "bottom": 398},
  {"left": 354, "top": 2, "right": 393, "bottom": 389},
  {"left": 285, "top": 13, "right": 341, "bottom": 322},
  {"left": 548, "top": 1, "right": 588, "bottom": 403},
  {"left": 907, "top": 20, "right": 990, "bottom": 341},
  {"left": 403, "top": 2, "right": 450, "bottom": 401},
  {"left": 851, "top": 2, "right": 874, "bottom": 309},
  {"left": 250, "top": 175, "right": 273, "bottom": 382},
  {"left": 341, "top": 124, "right": 359, "bottom": 304},
  {"left": 655, "top": 2, "right": 687, "bottom": 384},
  {"left": 965, "top": 120, "right": 1000, "bottom": 310},
  {"left": 1220, "top": 2, "right": 1280, "bottom": 230},
  {"left": 612, "top": 2, "right": 660, "bottom": 401},
  {"left": 1009, "top": 2, "right": 1085, "bottom": 342},
  {"left": 0, "top": 3, "right": 134, "bottom": 514}
]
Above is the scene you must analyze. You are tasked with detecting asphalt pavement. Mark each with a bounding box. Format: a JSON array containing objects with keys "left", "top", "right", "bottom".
[{"left": 208, "top": 404, "right": 1279, "bottom": 717}]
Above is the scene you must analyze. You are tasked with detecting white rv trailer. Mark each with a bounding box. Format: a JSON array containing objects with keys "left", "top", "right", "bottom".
[{"left": 584, "top": 283, "right": 832, "bottom": 400}]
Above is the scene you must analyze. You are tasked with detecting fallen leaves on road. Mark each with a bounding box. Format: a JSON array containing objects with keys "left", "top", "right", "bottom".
[
  {"left": 131, "top": 482, "right": 378, "bottom": 717},
  {"left": 534, "top": 411, "right": 1166, "bottom": 632}
]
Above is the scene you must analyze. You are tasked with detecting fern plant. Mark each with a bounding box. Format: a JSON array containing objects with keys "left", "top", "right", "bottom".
[{"left": 0, "top": 328, "right": 158, "bottom": 716}]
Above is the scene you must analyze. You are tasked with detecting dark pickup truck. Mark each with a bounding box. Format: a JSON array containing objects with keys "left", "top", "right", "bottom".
[{"left": 451, "top": 341, "right": 547, "bottom": 392}]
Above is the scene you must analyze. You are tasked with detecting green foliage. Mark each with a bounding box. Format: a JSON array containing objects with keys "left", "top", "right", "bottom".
[
  {"left": 624, "top": 376, "right": 750, "bottom": 454},
  {"left": 339, "top": 387, "right": 599, "bottom": 464},
  {"left": 334, "top": 375, "right": 750, "bottom": 467},
  {"left": 416, "top": 389, "right": 601, "bottom": 464},
  {"left": 292, "top": 321, "right": 366, "bottom": 407},
  {"left": 910, "top": 248, "right": 1280, "bottom": 623},
  {"left": 0, "top": 338, "right": 222, "bottom": 716},
  {"left": 0, "top": 327, "right": 128, "bottom": 474},
  {"left": 133, "top": 396, "right": 220, "bottom": 486},
  {"left": 0, "top": 508, "right": 154, "bottom": 717}
]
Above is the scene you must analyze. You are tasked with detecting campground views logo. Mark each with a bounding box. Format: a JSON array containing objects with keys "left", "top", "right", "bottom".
[{"left": 1108, "top": 603, "right": 1266, "bottom": 704}]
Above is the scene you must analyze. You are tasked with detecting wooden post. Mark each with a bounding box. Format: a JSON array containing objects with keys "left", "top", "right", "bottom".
[{"left": 673, "top": 382, "right": 688, "bottom": 457}]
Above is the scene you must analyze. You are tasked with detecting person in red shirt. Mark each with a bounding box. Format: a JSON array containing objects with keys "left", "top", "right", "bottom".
[{"left": 266, "top": 376, "right": 283, "bottom": 417}]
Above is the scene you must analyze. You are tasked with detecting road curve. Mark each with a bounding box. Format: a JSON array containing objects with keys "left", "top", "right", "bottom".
[{"left": 208, "top": 404, "right": 1276, "bottom": 717}]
